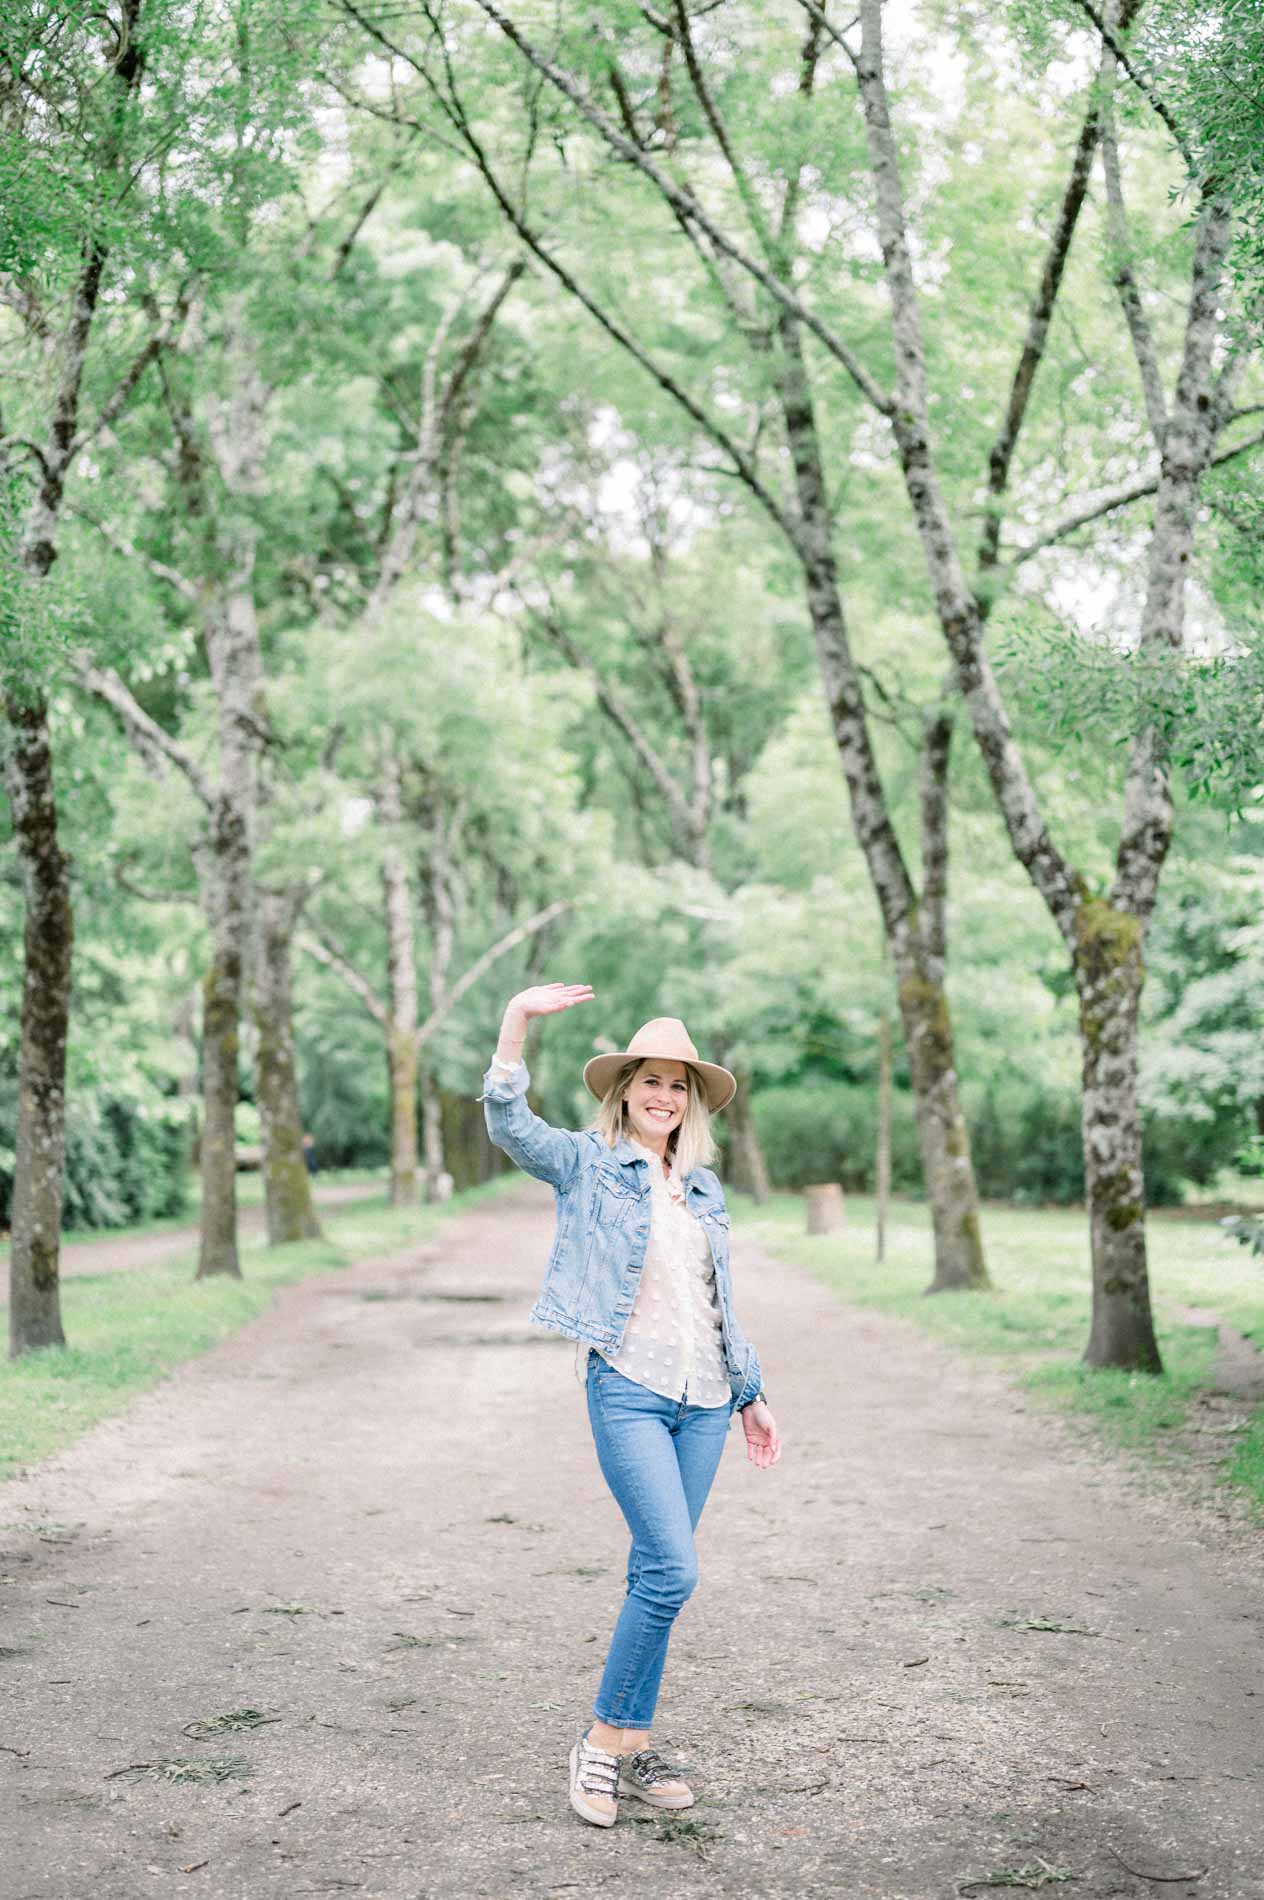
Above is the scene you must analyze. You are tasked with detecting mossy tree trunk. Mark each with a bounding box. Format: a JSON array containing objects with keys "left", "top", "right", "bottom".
[
  {"left": 380, "top": 746, "right": 420, "bottom": 1206},
  {"left": 777, "top": 320, "right": 988, "bottom": 1292},
  {"left": 196, "top": 806, "right": 247, "bottom": 1281},
  {"left": 1074, "top": 899, "right": 1159, "bottom": 1370},
  {"left": 1, "top": 3, "right": 149, "bottom": 1353},
  {"left": 712, "top": 1041, "right": 770, "bottom": 1204},
  {"left": 3, "top": 694, "right": 72, "bottom": 1355},
  {"left": 194, "top": 355, "right": 268, "bottom": 1277},
  {"left": 254, "top": 886, "right": 322, "bottom": 1246},
  {"left": 420, "top": 1067, "right": 449, "bottom": 1201},
  {"left": 853, "top": 0, "right": 1234, "bottom": 1364}
]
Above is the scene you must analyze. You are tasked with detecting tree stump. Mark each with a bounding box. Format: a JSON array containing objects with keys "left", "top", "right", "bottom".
[{"left": 805, "top": 1183, "right": 845, "bottom": 1234}]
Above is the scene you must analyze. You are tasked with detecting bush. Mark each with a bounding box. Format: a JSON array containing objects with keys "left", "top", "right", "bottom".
[
  {"left": 966, "top": 1077, "right": 1228, "bottom": 1208},
  {"left": 750, "top": 1080, "right": 923, "bottom": 1193},
  {"left": 0, "top": 1086, "right": 191, "bottom": 1234},
  {"left": 751, "top": 1072, "right": 1242, "bottom": 1209}
]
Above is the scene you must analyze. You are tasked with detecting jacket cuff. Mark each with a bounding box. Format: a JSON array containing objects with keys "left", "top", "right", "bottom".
[{"left": 477, "top": 1057, "right": 530, "bottom": 1103}]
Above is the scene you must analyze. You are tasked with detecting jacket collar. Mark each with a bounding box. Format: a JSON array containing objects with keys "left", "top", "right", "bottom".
[{"left": 612, "top": 1133, "right": 700, "bottom": 1191}]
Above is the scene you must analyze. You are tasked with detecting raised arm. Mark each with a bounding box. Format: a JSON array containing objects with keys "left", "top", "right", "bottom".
[{"left": 480, "top": 983, "right": 596, "bottom": 1190}]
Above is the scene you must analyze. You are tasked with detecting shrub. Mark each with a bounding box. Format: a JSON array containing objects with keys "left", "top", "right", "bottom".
[
  {"left": 0, "top": 1085, "right": 191, "bottom": 1234},
  {"left": 750, "top": 1080, "right": 923, "bottom": 1193}
]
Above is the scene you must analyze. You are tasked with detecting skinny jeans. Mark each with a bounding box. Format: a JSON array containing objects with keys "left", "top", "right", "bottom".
[{"left": 585, "top": 1348, "right": 731, "bottom": 1730}]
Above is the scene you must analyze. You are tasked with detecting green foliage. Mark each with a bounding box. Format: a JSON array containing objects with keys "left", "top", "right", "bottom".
[
  {"left": 0, "top": 1081, "right": 190, "bottom": 1234},
  {"left": 751, "top": 1080, "right": 923, "bottom": 1193},
  {"left": 995, "top": 621, "right": 1264, "bottom": 810},
  {"left": 1221, "top": 1213, "right": 1264, "bottom": 1259}
]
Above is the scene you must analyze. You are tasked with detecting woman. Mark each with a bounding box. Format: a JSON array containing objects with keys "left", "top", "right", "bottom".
[{"left": 479, "top": 981, "right": 782, "bottom": 1829}]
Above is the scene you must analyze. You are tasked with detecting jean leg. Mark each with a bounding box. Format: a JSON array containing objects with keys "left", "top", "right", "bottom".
[
  {"left": 587, "top": 1370, "right": 697, "bottom": 1730},
  {"left": 625, "top": 1401, "right": 728, "bottom": 1595},
  {"left": 673, "top": 1400, "right": 731, "bottom": 1531},
  {"left": 587, "top": 1363, "right": 729, "bottom": 1729}
]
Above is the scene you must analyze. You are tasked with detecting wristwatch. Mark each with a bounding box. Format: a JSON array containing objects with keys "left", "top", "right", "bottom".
[{"left": 739, "top": 1389, "right": 767, "bottom": 1412}]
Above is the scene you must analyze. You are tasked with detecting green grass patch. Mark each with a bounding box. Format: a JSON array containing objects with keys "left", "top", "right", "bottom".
[
  {"left": 1224, "top": 1409, "right": 1264, "bottom": 1503},
  {"left": 737, "top": 1191, "right": 1264, "bottom": 1513},
  {"left": 0, "top": 1180, "right": 512, "bottom": 1483}
]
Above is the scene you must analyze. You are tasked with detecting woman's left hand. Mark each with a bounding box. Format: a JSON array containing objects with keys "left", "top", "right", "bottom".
[{"left": 740, "top": 1399, "right": 781, "bottom": 1468}]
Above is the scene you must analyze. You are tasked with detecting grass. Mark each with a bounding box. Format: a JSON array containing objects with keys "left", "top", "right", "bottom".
[
  {"left": 737, "top": 1190, "right": 1264, "bottom": 1514},
  {"left": 0, "top": 1165, "right": 390, "bottom": 1264},
  {"left": 0, "top": 1176, "right": 516, "bottom": 1483}
]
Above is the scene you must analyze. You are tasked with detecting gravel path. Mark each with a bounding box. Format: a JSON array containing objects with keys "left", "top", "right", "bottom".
[{"left": 2, "top": 1181, "right": 1261, "bottom": 1899}]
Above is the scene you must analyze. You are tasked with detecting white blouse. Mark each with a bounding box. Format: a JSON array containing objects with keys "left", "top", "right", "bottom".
[
  {"left": 487, "top": 1056, "right": 729, "bottom": 1409},
  {"left": 597, "top": 1135, "right": 730, "bottom": 1409}
]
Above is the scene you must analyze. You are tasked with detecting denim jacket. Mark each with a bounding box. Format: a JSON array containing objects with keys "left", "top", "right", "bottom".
[{"left": 478, "top": 1060, "right": 763, "bottom": 1411}]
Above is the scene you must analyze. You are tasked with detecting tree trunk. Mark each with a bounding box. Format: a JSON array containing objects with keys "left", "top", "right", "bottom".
[
  {"left": 1075, "top": 900, "right": 1161, "bottom": 1370},
  {"left": 851, "top": 0, "right": 1236, "bottom": 1361},
  {"left": 420, "top": 1065, "right": 449, "bottom": 1202},
  {"left": 380, "top": 752, "right": 420, "bottom": 1206},
  {"left": 196, "top": 825, "right": 245, "bottom": 1280},
  {"left": 896, "top": 960, "right": 988, "bottom": 1291},
  {"left": 3, "top": 694, "right": 72, "bottom": 1355},
  {"left": 254, "top": 889, "right": 322, "bottom": 1245},
  {"left": 876, "top": 1007, "right": 892, "bottom": 1264},
  {"left": 720, "top": 1066, "right": 770, "bottom": 1203},
  {"left": 387, "top": 1028, "right": 419, "bottom": 1204},
  {"left": 775, "top": 317, "right": 989, "bottom": 1291}
]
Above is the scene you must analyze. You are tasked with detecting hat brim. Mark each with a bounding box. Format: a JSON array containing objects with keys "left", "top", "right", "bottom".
[{"left": 582, "top": 1051, "right": 737, "bottom": 1115}]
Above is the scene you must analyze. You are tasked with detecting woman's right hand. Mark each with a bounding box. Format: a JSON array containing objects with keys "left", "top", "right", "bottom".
[{"left": 506, "top": 982, "right": 595, "bottom": 1021}]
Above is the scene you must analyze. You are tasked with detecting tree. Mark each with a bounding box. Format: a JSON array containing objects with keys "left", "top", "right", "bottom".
[
  {"left": 297, "top": 604, "right": 588, "bottom": 1200},
  {"left": 1, "top": 2, "right": 198, "bottom": 1349},
  {"left": 845, "top": 0, "right": 1253, "bottom": 1367},
  {"left": 330, "top": 0, "right": 993, "bottom": 1291}
]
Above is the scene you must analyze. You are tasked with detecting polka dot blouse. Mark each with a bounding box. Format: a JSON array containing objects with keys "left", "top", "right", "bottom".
[{"left": 596, "top": 1136, "right": 730, "bottom": 1409}]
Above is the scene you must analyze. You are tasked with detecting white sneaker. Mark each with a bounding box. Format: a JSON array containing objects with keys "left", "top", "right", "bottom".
[
  {"left": 569, "top": 1728, "right": 622, "bottom": 1827},
  {"left": 618, "top": 1744, "right": 695, "bottom": 1810}
]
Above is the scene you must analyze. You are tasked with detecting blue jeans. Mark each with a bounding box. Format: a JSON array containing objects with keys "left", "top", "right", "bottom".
[{"left": 585, "top": 1350, "right": 732, "bottom": 1730}]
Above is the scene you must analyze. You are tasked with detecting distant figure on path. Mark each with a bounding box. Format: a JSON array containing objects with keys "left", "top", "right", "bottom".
[
  {"left": 480, "top": 983, "right": 781, "bottom": 1829},
  {"left": 301, "top": 1133, "right": 317, "bottom": 1176}
]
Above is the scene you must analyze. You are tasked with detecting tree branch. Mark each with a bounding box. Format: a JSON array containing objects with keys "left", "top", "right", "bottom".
[
  {"left": 394, "top": 24, "right": 798, "bottom": 540},
  {"left": 416, "top": 899, "right": 571, "bottom": 1050},
  {"left": 531, "top": 607, "right": 697, "bottom": 841},
  {"left": 72, "top": 655, "right": 216, "bottom": 808},
  {"left": 457, "top": 0, "right": 895, "bottom": 415},
  {"left": 1009, "top": 425, "right": 1264, "bottom": 567},
  {"left": 69, "top": 504, "right": 203, "bottom": 604},
  {"left": 73, "top": 283, "right": 194, "bottom": 454},
  {"left": 1069, "top": 0, "right": 1193, "bottom": 168},
  {"left": 1100, "top": 90, "right": 1168, "bottom": 445},
  {"left": 975, "top": 1, "right": 1142, "bottom": 595},
  {"left": 855, "top": 0, "right": 1081, "bottom": 942},
  {"left": 296, "top": 929, "right": 388, "bottom": 1026}
]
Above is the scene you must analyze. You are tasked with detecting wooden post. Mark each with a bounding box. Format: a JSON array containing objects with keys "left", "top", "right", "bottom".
[{"left": 806, "top": 1183, "right": 845, "bottom": 1234}]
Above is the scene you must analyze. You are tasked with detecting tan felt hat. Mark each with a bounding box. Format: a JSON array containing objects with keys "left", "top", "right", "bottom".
[{"left": 582, "top": 1017, "right": 736, "bottom": 1114}]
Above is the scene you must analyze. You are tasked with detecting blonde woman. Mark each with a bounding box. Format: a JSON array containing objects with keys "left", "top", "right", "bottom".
[{"left": 480, "top": 982, "right": 781, "bottom": 1829}]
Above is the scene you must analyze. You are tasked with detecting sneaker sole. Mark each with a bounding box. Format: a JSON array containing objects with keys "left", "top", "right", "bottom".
[
  {"left": 569, "top": 1743, "right": 619, "bottom": 1827},
  {"left": 617, "top": 1777, "right": 695, "bottom": 1810}
]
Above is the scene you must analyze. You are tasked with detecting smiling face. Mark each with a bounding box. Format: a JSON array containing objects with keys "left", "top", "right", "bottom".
[{"left": 622, "top": 1058, "right": 690, "bottom": 1155}]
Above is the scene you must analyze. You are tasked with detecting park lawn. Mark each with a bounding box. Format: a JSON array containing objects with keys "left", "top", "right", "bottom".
[
  {"left": 0, "top": 1166, "right": 389, "bottom": 1266},
  {"left": 0, "top": 1177, "right": 517, "bottom": 1484},
  {"left": 739, "top": 1192, "right": 1264, "bottom": 1516}
]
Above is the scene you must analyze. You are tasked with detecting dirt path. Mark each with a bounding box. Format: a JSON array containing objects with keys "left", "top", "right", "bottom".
[
  {"left": 0, "top": 1181, "right": 382, "bottom": 1295},
  {"left": 2, "top": 1182, "right": 1262, "bottom": 1900}
]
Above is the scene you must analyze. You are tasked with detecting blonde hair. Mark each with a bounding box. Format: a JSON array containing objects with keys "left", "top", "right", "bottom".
[{"left": 588, "top": 1057, "right": 718, "bottom": 1179}]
